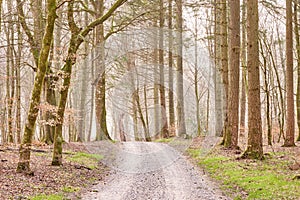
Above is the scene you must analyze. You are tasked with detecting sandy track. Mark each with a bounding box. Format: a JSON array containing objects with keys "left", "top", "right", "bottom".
[{"left": 82, "top": 142, "right": 230, "bottom": 200}]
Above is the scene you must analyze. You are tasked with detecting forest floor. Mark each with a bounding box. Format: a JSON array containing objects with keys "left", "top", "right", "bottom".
[
  {"left": 1, "top": 136, "right": 299, "bottom": 199},
  {"left": 187, "top": 135, "right": 300, "bottom": 199},
  {"left": 0, "top": 142, "right": 110, "bottom": 199}
]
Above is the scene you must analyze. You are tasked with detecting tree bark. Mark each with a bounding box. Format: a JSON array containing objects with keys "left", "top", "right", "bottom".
[
  {"left": 17, "top": 0, "right": 57, "bottom": 173},
  {"left": 242, "top": 0, "right": 263, "bottom": 160},
  {"left": 225, "top": 0, "right": 240, "bottom": 149},
  {"left": 283, "top": 0, "right": 296, "bottom": 147},
  {"left": 159, "top": 0, "right": 169, "bottom": 138},
  {"left": 175, "top": 0, "right": 187, "bottom": 137},
  {"left": 168, "top": 0, "right": 175, "bottom": 135},
  {"left": 295, "top": 2, "right": 300, "bottom": 142}
]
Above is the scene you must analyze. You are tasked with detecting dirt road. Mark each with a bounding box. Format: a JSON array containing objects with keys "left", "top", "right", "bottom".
[{"left": 82, "top": 141, "right": 230, "bottom": 200}]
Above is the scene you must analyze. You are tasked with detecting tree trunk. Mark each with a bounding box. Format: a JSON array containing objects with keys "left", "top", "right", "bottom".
[
  {"left": 214, "top": 0, "right": 223, "bottom": 137},
  {"left": 225, "top": 0, "right": 240, "bottom": 149},
  {"left": 95, "top": 0, "right": 111, "bottom": 141},
  {"left": 295, "top": 2, "right": 300, "bottom": 142},
  {"left": 168, "top": 0, "right": 175, "bottom": 135},
  {"left": 16, "top": 15, "right": 22, "bottom": 144},
  {"left": 17, "top": 0, "right": 57, "bottom": 173},
  {"left": 242, "top": 0, "right": 263, "bottom": 160},
  {"left": 283, "top": 0, "right": 296, "bottom": 147},
  {"left": 175, "top": 0, "right": 187, "bottom": 137},
  {"left": 159, "top": 0, "right": 169, "bottom": 138},
  {"left": 240, "top": 0, "right": 247, "bottom": 134}
]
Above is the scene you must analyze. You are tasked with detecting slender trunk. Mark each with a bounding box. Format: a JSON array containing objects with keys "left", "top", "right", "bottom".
[
  {"left": 168, "top": 0, "right": 175, "bottom": 135},
  {"left": 17, "top": 0, "right": 57, "bottom": 173},
  {"left": 295, "top": 2, "right": 300, "bottom": 141},
  {"left": 240, "top": 0, "right": 247, "bottom": 134},
  {"left": 214, "top": 0, "right": 223, "bottom": 137},
  {"left": 16, "top": 15, "right": 22, "bottom": 144},
  {"left": 260, "top": 39, "right": 272, "bottom": 145},
  {"left": 175, "top": 0, "right": 187, "bottom": 137},
  {"left": 159, "top": 0, "right": 169, "bottom": 138}
]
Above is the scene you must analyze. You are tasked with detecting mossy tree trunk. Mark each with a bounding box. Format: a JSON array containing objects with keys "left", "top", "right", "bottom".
[
  {"left": 52, "top": 0, "right": 126, "bottom": 166},
  {"left": 17, "top": 0, "right": 57, "bottom": 173}
]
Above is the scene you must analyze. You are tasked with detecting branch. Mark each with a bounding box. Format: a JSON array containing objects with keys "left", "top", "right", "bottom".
[
  {"left": 16, "top": 0, "right": 39, "bottom": 65},
  {"left": 104, "top": 11, "right": 149, "bottom": 40},
  {"left": 77, "top": 0, "right": 127, "bottom": 44}
]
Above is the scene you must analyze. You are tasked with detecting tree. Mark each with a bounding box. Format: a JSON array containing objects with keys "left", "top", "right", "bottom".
[
  {"left": 168, "top": 0, "right": 175, "bottom": 134},
  {"left": 52, "top": 0, "right": 126, "bottom": 166},
  {"left": 295, "top": 1, "right": 300, "bottom": 142},
  {"left": 175, "top": 0, "right": 187, "bottom": 137},
  {"left": 94, "top": 0, "right": 111, "bottom": 141},
  {"left": 242, "top": 0, "right": 263, "bottom": 159},
  {"left": 159, "top": 0, "right": 169, "bottom": 138},
  {"left": 225, "top": 0, "right": 240, "bottom": 149},
  {"left": 17, "top": 0, "right": 57, "bottom": 173},
  {"left": 214, "top": 0, "right": 223, "bottom": 137},
  {"left": 283, "top": 0, "right": 296, "bottom": 147}
]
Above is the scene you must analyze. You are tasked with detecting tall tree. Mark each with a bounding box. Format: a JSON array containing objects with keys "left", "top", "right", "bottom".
[
  {"left": 295, "top": 1, "right": 300, "bottom": 142},
  {"left": 175, "top": 0, "right": 187, "bottom": 137},
  {"left": 17, "top": 0, "right": 57, "bottom": 173},
  {"left": 220, "top": 0, "right": 229, "bottom": 139},
  {"left": 214, "top": 0, "right": 223, "bottom": 137},
  {"left": 94, "top": 0, "right": 111, "bottom": 141},
  {"left": 284, "top": 0, "right": 296, "bottom": 147},
  {"left": 168, "top": 0, "right": 175, "bottom": 134},
  {"left": 240, "top": 0, "right": 247, "bottom": 134},
  {"left": 225, "top": 0, "right": 240, "bottom": 149},
  {"left": 159, "top": 0, "right": 169, "bottom": 138},
  {"left": 242, "top": 0, "right": 263, "bottom": 159}
]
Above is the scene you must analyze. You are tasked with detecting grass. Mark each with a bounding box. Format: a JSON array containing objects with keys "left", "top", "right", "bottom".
[
  {"left": 30, "top": 194, "right": 64, "bottom": 200},
  {"left": 62, "top": 185, "right": 79, "bottom": 193},
  {"left": 188, "top": 148, "right": 300, "bottom": 200},
  {"left": 154, "top": 138, "right": 174, "bottom": 143},
  {"left": 66, "top": 152, "right": 103, "bottom": 169}
]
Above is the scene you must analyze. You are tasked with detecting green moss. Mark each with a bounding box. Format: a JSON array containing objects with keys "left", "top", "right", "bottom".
[
  {"left": 30, "top": 194, "right": 63, "bottom": 200},
  {"left": 66, "top": 152, "right": 103, "bottom": 169},
  {"left": 188, "top": 148, "right": 300, "bottom": 200},
  {"left": 62, "top": 185, "right": 79, "bottom": 193}
]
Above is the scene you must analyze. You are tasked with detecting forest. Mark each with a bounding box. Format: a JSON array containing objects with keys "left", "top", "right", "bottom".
[{"left": 0, "top": 0, "right": 300, "bottom": 199}]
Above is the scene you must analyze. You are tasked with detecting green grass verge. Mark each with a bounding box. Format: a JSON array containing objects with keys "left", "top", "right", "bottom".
[
  {"left": 30, "top": 194, "right": 63, "bottom": 200},
  {"left": 66, "top": 152, "right": 103, "bottom": 169},
  {"left": 187, "top": 148, "right": 300, "bottom": 200},
  {"left": 154, "top": 138, "right": 175, "bottom": 143}
]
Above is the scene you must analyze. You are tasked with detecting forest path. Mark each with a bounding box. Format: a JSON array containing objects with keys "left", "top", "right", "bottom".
[{"left": 81, "top": 141, "right": 230, "bottom": 200}]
